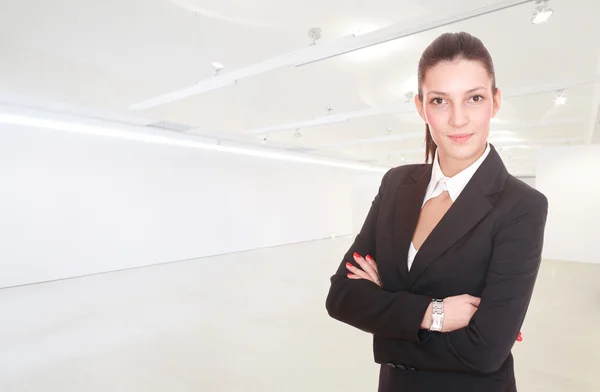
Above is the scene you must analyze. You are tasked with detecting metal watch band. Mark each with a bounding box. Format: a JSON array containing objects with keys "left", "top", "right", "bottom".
[{"left": 429, "top": 298, "right": 444, "bottom": 332}]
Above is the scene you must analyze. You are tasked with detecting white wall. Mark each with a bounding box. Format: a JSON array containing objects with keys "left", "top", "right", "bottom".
[
  {"left": 0, "top": 123, "right": 357, "bottom": 287},
  {"left": 536, "top": 144, "right": 600, "bottom": 263}
]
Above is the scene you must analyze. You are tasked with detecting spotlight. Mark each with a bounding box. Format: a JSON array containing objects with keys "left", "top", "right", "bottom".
[
  {"left": 531, "top": 0, "right": 553, "bottom": 24},
  {"left": 308, "top": 27, "right": 322, "bottom": 46},
  {"left": 554, "top": 89, "right": 566, "bottom": 105},
  {"left": 212, "top": 62, "right": 224, "bottom": 76}
]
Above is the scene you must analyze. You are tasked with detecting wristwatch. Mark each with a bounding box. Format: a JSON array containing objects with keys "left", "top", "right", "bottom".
[{"left": 429, "top": 299, "right": 444, "bottom": 332}]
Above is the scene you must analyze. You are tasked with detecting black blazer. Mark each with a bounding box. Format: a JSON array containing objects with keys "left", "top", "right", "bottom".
[{"left": 325, "top": 144, "right": 548, "bottom": 392}]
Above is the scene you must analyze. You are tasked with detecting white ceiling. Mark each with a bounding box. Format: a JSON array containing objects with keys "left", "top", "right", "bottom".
[{"left": 0, "top": 0, "right": 599, "bottom": 175}]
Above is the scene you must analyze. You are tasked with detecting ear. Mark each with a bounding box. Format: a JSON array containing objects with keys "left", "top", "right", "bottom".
[
  {"left": 491, "top": 87, "right": 502, "bottom": 118},
  {"left": 414, "top": 94, "right": 426, "bottom": 122}
]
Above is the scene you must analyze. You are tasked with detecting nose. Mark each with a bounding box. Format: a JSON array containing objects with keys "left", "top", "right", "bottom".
[{"left": 449, "top": 103, "right": 469, "bottom": 128}]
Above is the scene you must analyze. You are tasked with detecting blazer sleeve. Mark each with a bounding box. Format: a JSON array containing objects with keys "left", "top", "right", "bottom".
[
  {"left": 325, "top": 167, "right": 432, "bottom": 343},
  {"left": 377, "top": 192, "right": 549, "bottom": 374}
]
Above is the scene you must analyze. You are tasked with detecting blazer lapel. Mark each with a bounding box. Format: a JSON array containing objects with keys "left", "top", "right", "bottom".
[
  {"left": 407, "top": 144, "right": 509, "bottom": 288},
  {"left": 391, "top": 164, "right": 431, "bottom": 282}
]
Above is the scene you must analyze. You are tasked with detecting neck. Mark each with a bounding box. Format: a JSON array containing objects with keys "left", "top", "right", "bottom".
[{"left": 437, "top": 144, "right": 487, "bottom": 177}]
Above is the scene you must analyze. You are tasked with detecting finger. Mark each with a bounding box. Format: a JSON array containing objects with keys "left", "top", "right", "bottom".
[
  {"left": 346, "top": 262, "right": 380, "bottom": 286},
  {"left": 353, "top": 253, "right": 379, "bottom": 282},
  {"left": 346, "top": 273, "right": 362, "bottom": 280},
  {"left": 345, "top": 262, "right": 371, "bottom": 280},
  {"left": 461, "top": 295, "right": 481, "bottom": 307},
  {"left": 364, "top": 256, "right": 382, "bottom": 287},
  {"left": 470, "top": 297, "right": 481, "bottom": 307},
  {"left": 364, "top": 255, "right": 379, "bottom": 273},
  {"left": 516, "top": 332, "right": 523, "bottom": 342}
]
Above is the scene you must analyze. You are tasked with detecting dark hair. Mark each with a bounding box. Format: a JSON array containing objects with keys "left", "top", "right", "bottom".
[{"left": 417, "top": 32, "right": 497, "bottom": 163}]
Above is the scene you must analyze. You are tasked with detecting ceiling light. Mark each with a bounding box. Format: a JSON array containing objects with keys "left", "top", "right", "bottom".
[
  {"left": 129, "top": 1, "right": 534, "bottom": 110},
  {"left": 308, "top": 27, "right": 322, "bottom": 46},
  {"left": 212, "top": 62, "right": 224, "bottom": 76},
  {"left": 554, "top": 89, "right": 566, "bottom": 105},
  {"left": 0, "top": 110, "right": 387, "bottom": 173},
  {"left": 531, "top": 0, "right": 553, "bottom": 24},
  {"left": 554, "top": 96, "right": 567, "bottom": 105}
]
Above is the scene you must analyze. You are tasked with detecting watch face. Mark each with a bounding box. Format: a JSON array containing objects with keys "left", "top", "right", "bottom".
[{"left": 431, "top": 315, "right": 443, "bottom": 331}]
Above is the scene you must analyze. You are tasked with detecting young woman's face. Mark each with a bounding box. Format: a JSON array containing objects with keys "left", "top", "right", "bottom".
[{"left": 415, "top": 59, "right": 501, "bottom": 164}]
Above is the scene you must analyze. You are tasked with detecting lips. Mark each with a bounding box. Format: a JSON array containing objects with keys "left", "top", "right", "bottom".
[{"left": 448, "top": 134, "right": 473, "bottom": 144}]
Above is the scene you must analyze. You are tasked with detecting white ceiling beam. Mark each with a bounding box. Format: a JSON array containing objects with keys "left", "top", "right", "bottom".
[
  {"left": 373, "top": 137, "right": 586, "bottom": 162},
  {"left": 242, "top": 78, "right": 600, "bottom": 137},
  {"left": 128, "top": 0, "right": 534, "bottom": 111},
  {"left": 317, "top": 116, "right": 592, "bottom": 149},
  {"left": 0, "top": 105, "right": 388, "bottom": 173},
  {"left": 245, "top": 103, "right": 413, "bottom": 135},
  {"left": 294, "top": 0, "right": 534, "bottom": 67}
]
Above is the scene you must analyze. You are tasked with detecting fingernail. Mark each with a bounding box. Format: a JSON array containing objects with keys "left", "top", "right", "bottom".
[
  {"left": 353, "top": 252, "right": 360, "bottom": 258},
  {"left": 345, "top": 262, "right": 352, "bottom": 268},
  {"left": 347, "top": 273, "right": 353, "bottom": 278},
  {"left": 516, "top": 332, "right": 523, "bottom": 342},
  {"left": 366, "top": 255, "right": 373, "bottom": 261}
]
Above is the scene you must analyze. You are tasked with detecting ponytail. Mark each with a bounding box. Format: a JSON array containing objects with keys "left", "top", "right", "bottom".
[{"left": 425, "top": 124, "right": 437, "bottom": 163}]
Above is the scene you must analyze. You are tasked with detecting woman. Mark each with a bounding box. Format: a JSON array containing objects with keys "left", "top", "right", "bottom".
[{"left": 325, "top": 32, "right": 548, "bottom": 392}]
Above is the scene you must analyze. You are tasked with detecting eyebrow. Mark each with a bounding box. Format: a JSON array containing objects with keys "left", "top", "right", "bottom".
[{"left": 426, "top": 86, "right": 487, "bottom": 96}]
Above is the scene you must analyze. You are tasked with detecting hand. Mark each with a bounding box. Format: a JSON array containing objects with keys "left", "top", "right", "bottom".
[
  {"left": 345, "top": 252, "right": 382, "bottom": 287},
  {"left": 441, "top": 294, "right": 481, "bottom": 332},
  {"left": 421, "top": 294, "right": 480, "bottom": 332}
]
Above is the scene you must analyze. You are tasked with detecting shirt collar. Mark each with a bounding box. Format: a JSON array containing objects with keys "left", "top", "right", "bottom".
[{"left": 425, "top": 143, "right": 490, "bottom": 203}]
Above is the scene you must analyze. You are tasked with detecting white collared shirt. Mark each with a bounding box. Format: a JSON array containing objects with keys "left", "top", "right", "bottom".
[{"left": 407, "top": 143, "right": 490, "bottom": 270}]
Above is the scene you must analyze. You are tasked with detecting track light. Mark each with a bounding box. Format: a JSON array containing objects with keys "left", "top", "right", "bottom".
[
  {"left": 308, "top": 27, "right": 322, "bottom": 46},
  {"left": 212, "top": 62, "right": 224, "bottom": 76},
  {"left": 531, "top": 0, "right": 553, "bottom": 24},
  {"left": 554, "top": 89, "right": 566, "bottom": 105}
]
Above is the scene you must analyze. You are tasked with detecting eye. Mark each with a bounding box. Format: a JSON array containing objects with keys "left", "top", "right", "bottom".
[
  {"left": 470, "top": 95, "right": 484, "bottom": 103},
  {"left": 430, "top": 97, "right": 445, "bottom": 105}
]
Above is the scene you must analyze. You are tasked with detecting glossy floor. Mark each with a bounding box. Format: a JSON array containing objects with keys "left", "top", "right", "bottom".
[{"left": 0, "top": 237, "right": 598, "bottom": 391}]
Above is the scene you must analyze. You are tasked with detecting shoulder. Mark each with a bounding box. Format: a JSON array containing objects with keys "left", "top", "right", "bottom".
[
  {"left": 503, "top": 175, "right": 548, "bottom": 210},
  {"left": 381, "top": 163, "right": 429, "bottom": 185},
  {"left": 495, "top": 175, "right": 548, "bottom": 232}
]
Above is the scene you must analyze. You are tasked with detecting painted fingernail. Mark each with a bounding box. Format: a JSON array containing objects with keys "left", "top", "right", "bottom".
[
  {"left": 347, "top": 273, "right": 353, "bottom": 278},
  {"left": 516, "top": 332, "right": 523, "bottom": 342},
  {"left": 366, "top": 255, "right": 373, "bottom": 261},
  {"left": 345, "top": 262, "right": 352, "bottom": 268},
  {"left": 353, "top": 252, "right": 360, "bottom": 258}
]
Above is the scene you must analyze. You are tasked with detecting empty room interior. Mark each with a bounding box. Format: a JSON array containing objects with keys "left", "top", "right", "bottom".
[{"left": 1, "top": 0, "right": 599, "bottom": 391}]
